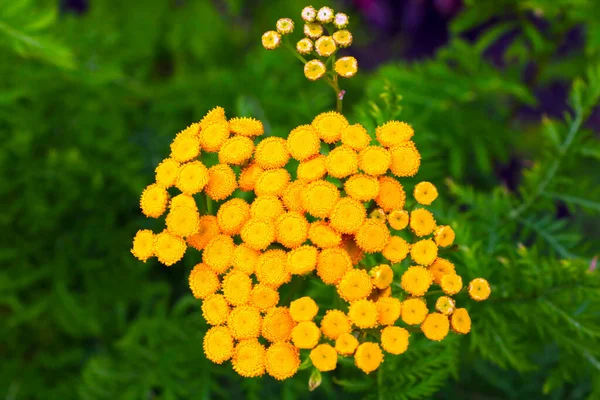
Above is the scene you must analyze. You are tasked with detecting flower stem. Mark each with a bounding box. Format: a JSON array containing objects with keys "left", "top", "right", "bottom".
[{"left": 206, "top": 195, "right": 213, "bottom": 215}]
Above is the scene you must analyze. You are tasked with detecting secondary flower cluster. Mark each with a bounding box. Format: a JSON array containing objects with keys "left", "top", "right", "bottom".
[
  {"left": 262, "top": 6, "right": 358, "bottom": 81},
  {"left": 131, "top": 107, "right": 491, "bottom": 381}
]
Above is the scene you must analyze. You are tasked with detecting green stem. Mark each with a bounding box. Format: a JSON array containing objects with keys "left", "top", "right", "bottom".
[
  {"left": 377, "top": 365, "right": 384, "bottom": 400},
  {"left": 206, "top": 195, "right": 213, "bottom": 215}
]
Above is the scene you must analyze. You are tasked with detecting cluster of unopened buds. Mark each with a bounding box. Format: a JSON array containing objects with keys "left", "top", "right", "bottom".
[
  {"left": 131, "top": 4, "right": 491, "bottom": 386},
  {"left": 262, "top": 6, "right": 357, "bottom": 84}
]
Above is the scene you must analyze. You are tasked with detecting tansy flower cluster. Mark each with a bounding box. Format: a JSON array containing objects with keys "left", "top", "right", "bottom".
[
  {"left": 131, "top": 104, "right": 491, "bottom": 381},
  {"left": 262, "top": 6, "right": 358, "bottom": 82}
]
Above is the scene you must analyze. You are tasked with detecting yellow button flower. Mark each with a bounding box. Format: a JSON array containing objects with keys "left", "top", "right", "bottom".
[
  {"left": 317, "top": 247, "right": 352, "bottom": 285},
  {"left": 326, "top": 145, "right": 358, "bottom": 178},
  {"left": 206, "top": 164, "right": 237, "bottom": 201},
  {"left": 320, "top": 309, "right": 352, "bottom": 340},
  {"left": 341, "top": 124, "right": 371, "bottom": 151},
  {"left": 441, "top": 273, "right": 463, "bottom": 295},
  {"left": 176, "top": 160, "right": 209, "bottom": 195},
  {"left": 170, "top": 130, "right": 201, "bottom": 163},
  {"left": 296, "top": 38, "right": 314, "bottom": 55},
  {"left": 315, "top": 36, "right": 337, "bottom": 57},
  {"left": 329, "top": 197, "right": 366, "bottom": 234},
  {"left": 262, "top": 307, "right": 295, "bottom": 342},
  {"left": 451, "top": 308, "right": 471, "bottom": 334},
  {"left": 131, "top": 229, "right": 154, "bottom": 262},
  {"left": 369, "top": 264, "right": 394, "bottom": 289},
  {"left": 414, "top": 181, "right": 438, "bottom": 205},
  {"left": 154, "top": 230, "right": 186, "bottom": 266},
  {"left": 358, "top": 146, "right": 391, "bottom": 176},
  {"left": 255, "top": 250, "right": 290, "bottom": 288},
  {"left": 140, "top": 183, "right": 169, "bottom": 218},
  {"left": 227, "top": 305, "right": 262, "bottom": 340},
  {"left": 290, "top": 296, "right": 319, "bottom": 322},
  {"left": 303, "top": 180, "right": 340, "bottom": 218},
  {"left": 348, "top": 299, "right": 378, "bottom": 328},
  {"left": 202, "top": 294, "right": 230, "bottom": 325},
  {"left": 434, "top": 225, "right": 455, "bottom": 247},
  {"left": 381, "top": 326, "right": 409, "bottom": 355},
  {"left": 435, "top": 296, "right": 456, "bottom": 316},
  {"left": 287, "top": 245, "right": 318, "bottom": 275},
  {"left": 254, "top": 168, "right": 290, "bottom": 197},
  {"left": 377, "top": 297, "right": 402, "bottom": 325},
  {"left": 232, "top": 339, "right": 265, "bottom": 378},
  {"left": 304, "top": 22, "right": 324, "bottom": 39},
  {"left": 282, "top": 180, "right": 307, "bottom": 213},
  {"left": 250, "top": 283, "right": 280, "bottom": 312},
  {"left": 354, "top": 342, "right": 383, "bottom": 374},
  {"left": 401, "top": 298, "right": 428, "bottom": 325},
  {"left": 276, "top": 212, "right": 309, "bottom": 249},
  {"left": 421, "top": 313, "right": 450, "bottom": 341},
  {"left": 338, "top": 269, "right": 373, "bottom": 302},
  {"left": 312, "top": 111, "right": 348, "bottom": 144},
  {"left": 428, "top": 258, "right": 456, "bottom": 285},
  {"left": 382, "top": 236, "right": 410, "bottom": 264},
  {"left": 335, "top": 332, "right": 359, "bottom": 355},
  {"left": 262, "top": 30, "right": 281, "bottom": 50},
  {"left": 401, "top": 266, "right": 433, "bottom": 297},
  {"left": 355, "top": 219, "right": 390, "bottom": 253},
  {"left": 203, "top": 326, "right": 234, "bottom": 364},
  {"left": 250, "top": 195, "right": 285, "bottom": 220},
  {"left": 333, "top": 30, "right": 353, "bottom": 47},
  {"left": 155, "top": 158, "right": 180, "bottom": 188},
  {"left": 218, "top": 135, "right": 255, "bottom": 165},
  {"left": 410, "top": 239, "right": 438, "bottom": 266},
  {"left": 304, "top": 59, "right": 326, "bottom": 80},
  {"left": 297, "top": 155, "right": 327, "bottom": 182},
  {"left": 200, "top": 106, "right": 226, "bottom": 129},
  {"left": 468, "top": 278, "right": 491, "bottom": 301},
  {"left": 216, "top": 198, "right": 250, "bottom": 235},
  {"left": 238, "top": 163, "right": 264, "bottom": 192},
  {"left": 301, "top": 6, "right": 317, "bottom": 22},
  {"left": 202, "top": 234, "right": 235, "bottom": 274},
  {"left": 345, "top": 174, "right": 380, "bottom": 201},
  {"left": 309, "top": 221, "right": 342, "bottom": 248},
  {"left": 388, "top": 209, "right": 409, "bottom": 230},
  {"left": 333, "top": 12, "right": 349, "bottom": 28},
  {"left": 375, "top": 176, "right": 406, "bottom": 212},
  {"left": 199, "top": 121, "right": 230, "bottom": 152},
  {"left": 265, "top": 342, "right": 300, "bottom": 380},
  {"left": 310, "top": 344, "right": 338, "bottom": 372},
  {"left": 229, "top": 117, "right": 264, "bottom": 137},
  {"left": 222, "top": 269, "right": 253, "bottom": 306},
  {"left": 189, "top": 263, "right": 220, "bottom": 299},
  {"left": 390, "top": 141, "right": 421, "bottom": 177},
  {"left": 170, "top": 193, "right": 197, "bottom": 210},
  {"left": 287, "top": 124, "right": 321, "bottom": 161},
  {"left": 376, "top": 121, "right": 414, "bottom": 147},
  {"left": 317, "top": 6, "right": 334, "bottom": 23},
  {"left": 291, "top": 321, "right": 321, "bottom": 349},
  {"left": 255, "top": 137, "right": 290, "bottom": 170},
  {"left": 276, "top": 18, "right": 294, "bottom": 35},
  {"left": 241, "top": 217, "right": 276, "bottom": 251},
  {"left": 187, "top": 215, "right": 220, "bottom": 251},
  {"left": 334, "top": 56, "right": 358, "bottom": 78}
]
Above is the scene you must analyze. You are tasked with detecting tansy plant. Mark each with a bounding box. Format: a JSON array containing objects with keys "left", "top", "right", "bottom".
[{"left": 131, "top": 4, "right": 490, "bottom": 388}]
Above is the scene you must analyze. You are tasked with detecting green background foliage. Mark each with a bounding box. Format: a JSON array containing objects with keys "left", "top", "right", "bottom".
[{"left": 1, "top": 0, "right": 599, "bottom": 399}]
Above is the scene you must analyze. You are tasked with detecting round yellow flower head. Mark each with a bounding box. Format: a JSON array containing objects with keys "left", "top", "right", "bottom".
[
  {"left": 312, "top": 111, "right": 348, "bottom": 144},
  {"left": 206, "top": 164, "right": 237, "bottom": 201},
  {"left": 216, "top": 198, "right": 250, "bottom": 236},
  {"left": 155, "top": 158, "right": 180, "bottom": 188},
  {"left": 287, "top": 245, "right": 318, "bottom": 275},
  {"left": 409, "top": 208, "right": 436, "bottom": 236},
  {"left": 218, "top": 135, "right": 254, "bottom": 165},
  {"left": 199, "top": 121, "right": 230, "bottom": 152},
  {"left": 421, "top": 313, "right": 450, "bottom": 341},
  {"left": 229, "top": 117, "right": 264, "bottom": 137},
  {"left": 321, "top": 309, "right": 352, "bottom": 340},
  {"left": 187, "top": 215, "right": 220, "bottom": 251},
  {"left": 222, "top": 269, "right": 253, "bottom": 306},
  {"left": 335, "top": 332, "right": 359, "bottom": 355},
  {"left": 401, "top": 297, "right": 428, "bottom": 325},
  {"left": 170, "top": 130, "right": 201, "bottom": 163},
  {"left": 341, "top": 124, "right": 370, "bottom": 150},
  {"left": 291, "top": 321, "right": 321, "bottom": 349},
  {"left": 326, "top": 145, "right": 358, "bottom": 178},
  {"left": 262, "top": 307, "right": 295, "bottom": 342},
  {"left": 189, "top": 263, "right": 220, "bottom": 299},
  {"left": 311, "top": 344, "right": 338, "bottom": 372},
  {"left": 276, "top": 212, "right": 309, "bottom": 249},
  {"left": 345, "top": 174, "right": 380, "bottom": 201},
  {"left": 334, "top": 12, "right": 349, "bottom": 28},
  {"left": 176, "top": 160, "right": 209, "bottom": 195},
  {"left": 317, "top": 247, "right": 352, "bottom": 285},
  {"left": 265, "top": 342, "right": 300, "bottom": 380},
  {"left": 282, "top": 180, "right": 307, "bottom": 213},
  {"left": 376, "top": 176, "right": 406, "bottom": 212},
  {"left": 377, "top": 297, "right": 402, "bottom": 325},
  {"left": 140, "top": 183, "right": 169, "bottom": 218},
  {"left": 355, "top": 219, "right": 390, "bottom": 253},
  {"left": 296, "top": 37, "right": 314, "bottom": 55},
  {"left": 297, "top": 154, "right": 327, "bottom": 182},
  {"left": 301, "top": 5, "right": 317, "bottom": 22},
  {"left": 359, "top": 146, "right": 391, "bottom": 176},
  {"left": 410, "top": 239, "right": 438, "bottom": 266},
  {"left": 435, "top": 296, "right": 456, "bottom": 316},
  {"left": 262, "top": 30, "right": 281, "bottom": 50},
  {"left": 369, "top": 264, "right": 394, "bottom": 289},
  {"left": 355, "top": 342, "right": 383, "bottom": 374},
  {"left": 287, "top": 124, "right": 321, "bottom": 161},
  {"left": 255, "top": 168, "right": 290, "bottom": 197},
  {"left": 276, "top": 18, "right": 294, "bottom": 35},
  {"left": 154, "top": 230, "right": 186, "bottom": 266},
  {"left": 428, "top": 258, "right": 456, "bottom": 285},
  {"left": 401, "top": 266, "right": 433, "bottom": 297},
  {"left": 338, "top": 269, "right": 373, "bottom": 302},
  {"left": 370, "top": 208, "right": 387, "bottom": 223},
  {"left": 203, "top": 326, "right": 234, "bottom": 364},
  {"left": 251, "top": 195, "right": 285, "bottom": 220},
  {"left": 304, "top": 22, "right": 324, "bottom": 39},
  {"left": 200, "top": 106, "right": 226, "bottom": 129},
  {"left": 348, "top": 299, "right": 378, "bottom": 328},
  {"left": 170, "top": 193, "right": 197, "bottom": 210},
  {"left": 451, "top": 308, "right": 471, "bottom": 334},
  {"left": 381, "top": 326, "right": 409, "bottom": 355},
  {"left": 335, "top": 56, "right": 358, "bottom": 78},
  {"left": 255, "top": 249, "right": 290, "bottom": 288},
  {"left": 414, "top": 181, "right": 438, "bottom": 205},
  {"left": 227, "top": 305, "right": 262, "bottom": 340},
  {"left": 250, "top": 283, "right": 280, "bottom": 312},
  {"left": 290, "top": 296, "right": 319, "bottom": 322},
  {"left": 203, "top": 234, "right": 235, "bottom": 273},
  {"left": 333, "top": 30, "right": 353, "bottom": 47},
  {"left": 255, "top": 137, "right": 290, "bottom": 170},
  {"left": 382, "top": 236, "right": 410, "bottom": 264},
  {"left": 238, "top": 163, "right": 264, "bottom": 192},
  {"left": 376, "top": 121, "right": 414, "bottom": 147},
  {"left": 232, "top": 339, "right": 265, "bottom": 378},
  {"left": 303, "top": 180, "right": 340, "bottom": 218},
  {"left": 131, "top": 229, "right": 154, "bottom": 262},
  {"left": 434, "top": 225, "right": 455, "bottom": 247},
  {"left": 317, "top": 6, "right": 334, "bottom": 23},
  {"left": 330, "top": 197, "right": 366, "bottom": 234},
  {"left": 390, "top": 141, "right": 421, "bottom": 177},
  {"left": 202, "top": 294, "right": 230, "bottom": 325},
  {"left": 441, "top": 273, "right": 463, "bottom": 295},
  {"left": 388, "top": 209, "right": 409, "bottom": 230},
  {"left": 241, "top": 218, "right": 276, "bottom": 251},
  {"left": 315, "top": 36, "right": 337, "bottom": 57},
  {"left": 469, "top": 278, "right": 491, "bottom": 301}
]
